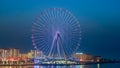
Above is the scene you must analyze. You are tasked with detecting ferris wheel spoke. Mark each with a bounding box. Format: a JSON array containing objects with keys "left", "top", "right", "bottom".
[
  {"left": 33, "top": 32, "right": 46, "bottom": 36},
  {"left": 62, "top": 12, "right": 70, "bottom": 26},
  {"left": 33, "top": 23, "right": 45, "bottom": 29},
  {"left": 32, "top": 28, "right": 46, "bottom": 32},
  {"left": 65, "top": 12, "right": 75, "bottom": 24},
  {"left": 36, "top": 40, "right": 49, "bottom": 51},
  {"left": 35, "top": 18, "right": 46, "bottom": 26},
  {"left": 41, "top": 12, "right": 50, "bottom": 23}
]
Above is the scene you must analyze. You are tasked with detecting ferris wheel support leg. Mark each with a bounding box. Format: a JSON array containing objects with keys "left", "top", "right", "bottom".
[{"left": 48, "top": 37, "right": 56, "bottom": 57}]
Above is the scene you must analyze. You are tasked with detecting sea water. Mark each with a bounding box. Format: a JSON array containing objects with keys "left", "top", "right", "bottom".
[{"left": 0, "top": 63, "right": 119, "bottom": 68}]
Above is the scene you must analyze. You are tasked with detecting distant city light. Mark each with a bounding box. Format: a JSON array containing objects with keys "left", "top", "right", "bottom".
[{"left": 76, "top": 52, "right": 83, "bottom": 54}]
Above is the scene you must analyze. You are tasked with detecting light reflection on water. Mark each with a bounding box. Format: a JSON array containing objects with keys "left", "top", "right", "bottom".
[
  {"left": 97, "top": 64, "right": 100, "bottom": 68},
  {"left": 0, "top": 63, "right": 120, "bottom": 68},
  {"left": 0, "top": 64, "right": 99, "bottom": 68}
]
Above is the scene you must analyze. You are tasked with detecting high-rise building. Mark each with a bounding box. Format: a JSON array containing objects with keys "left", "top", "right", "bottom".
[
  {"left": 0, "top": 48, "right": 20, "bottom": 61},
  {"left": 1, "top": 49, "right": 9, "bottom": 58},
  {"left": 0, "top": 48, "right": 9, "bottom": 61},
  {"left": 9, "top": 48, "right": 19, "bottom": 57},
  {"left": 0, "top": 49, "right": 3, "bottom": 58}
]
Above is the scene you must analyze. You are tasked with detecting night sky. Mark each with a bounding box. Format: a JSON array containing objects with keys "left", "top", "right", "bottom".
[{"left": 0, "top": 0, "right": 120, "bottom": 59}]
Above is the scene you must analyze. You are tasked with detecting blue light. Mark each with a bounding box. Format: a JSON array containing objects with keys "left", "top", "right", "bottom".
[{"left": 34, "top": 59, "right": 40, "bottom": 64}]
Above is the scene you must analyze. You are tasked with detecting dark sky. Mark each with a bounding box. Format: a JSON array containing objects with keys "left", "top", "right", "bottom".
[{"left": 0, "top": 0, "right": 120, "bottom": 59}]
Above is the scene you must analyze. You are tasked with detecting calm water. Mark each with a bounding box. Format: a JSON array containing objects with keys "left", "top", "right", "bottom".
[{"left": 0, "top": 63, "right": 119, "bottom": 68}]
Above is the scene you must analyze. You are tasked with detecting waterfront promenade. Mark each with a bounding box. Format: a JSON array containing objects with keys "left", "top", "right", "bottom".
[{"left": 0, "top": 61, "right": 119, "bottom": 66}]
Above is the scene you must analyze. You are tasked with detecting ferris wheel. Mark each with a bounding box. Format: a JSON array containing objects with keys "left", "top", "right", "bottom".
[{"left": 32, "top": 8, "right": 81, "bottom": 58}]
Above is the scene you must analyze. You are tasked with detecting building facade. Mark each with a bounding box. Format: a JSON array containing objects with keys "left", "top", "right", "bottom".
[{"left": 72, "top": 53, "right": 94, "bottom": 62}]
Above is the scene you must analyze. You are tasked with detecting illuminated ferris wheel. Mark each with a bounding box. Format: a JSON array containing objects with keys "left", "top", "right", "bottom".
[{"left": 32, "top": 8, "right": 81, "bottom": 58}]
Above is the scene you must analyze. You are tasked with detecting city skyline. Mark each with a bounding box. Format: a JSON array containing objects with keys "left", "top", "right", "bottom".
[
  {"left": 0, "top": 0, "right": 120, "bottom": 60},
  {"left": 0, "top": 47, "right": 106, "bottom": 65}
]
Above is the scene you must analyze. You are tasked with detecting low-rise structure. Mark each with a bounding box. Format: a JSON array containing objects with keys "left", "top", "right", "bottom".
[{"left": 72, "top": 53, "right": 94, "bottom": 62}]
